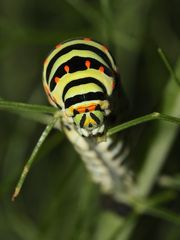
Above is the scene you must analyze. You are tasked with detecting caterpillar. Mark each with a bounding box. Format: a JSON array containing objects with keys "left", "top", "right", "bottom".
[{"left": 43, "top": 38, "right": 133, "bottom": 199}]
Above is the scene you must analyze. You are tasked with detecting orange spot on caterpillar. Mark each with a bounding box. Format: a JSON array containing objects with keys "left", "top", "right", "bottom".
[
  {"left": 83, "top": 38, "right": 91, "bottom": 41},
  {"left": 54, "top": 76, "right": 60, "bottom": 83},
  {"left": 64, "top": 65, "right": 70, "bottom": 73},
  {"left": 76, "top": 104, "right": 97, "bottom": 113},
  {"left": 87, "top": 104, "right": 96, "bottom": 111},
  {"left": 44, "top": 58, "right": 49, "bottom": 65},
  {"left": 85, "top": 60, "right": 91, "bottom": 69},
  {"left": 55, "top": 43, "right": 61, "bottom": 49},
  {"left": 77, "top": 106, "right": 86, "bottom": 113},
  {"left": 99, "top": 66, "right": 104, "bottom": 73}
]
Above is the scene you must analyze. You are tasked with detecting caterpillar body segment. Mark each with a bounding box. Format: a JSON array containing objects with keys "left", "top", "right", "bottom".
[
  {"left": 62, "top": 122, "right": 131, "bottom": 195},
  {"left": 43, "top": 38, "right": 132, "bottom": 197},
  {"left": 43, "top": 38, "right": 119, "bottom": 137}
]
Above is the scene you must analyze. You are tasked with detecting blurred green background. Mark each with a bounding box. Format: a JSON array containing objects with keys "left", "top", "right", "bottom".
[{"left": 0, "top": 0, "right": 180, "bottom": 239}]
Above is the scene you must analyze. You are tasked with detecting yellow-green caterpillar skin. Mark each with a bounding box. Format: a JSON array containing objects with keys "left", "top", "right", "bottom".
[
  {"left": 43, "top": 38, "right": 118, "bottom": 137},
  {"left": 43, "top": 38, "right": 131, "bottom": 195}
]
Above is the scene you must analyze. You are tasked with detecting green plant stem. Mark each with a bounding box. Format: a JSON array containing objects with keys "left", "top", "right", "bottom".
[
  {"left": 137, "top": 80, "right": 180, "bottom": 198},
  {"left": 11, "top": 116, "right": 58, "bottom": 201},
  {"left": 107, "top": 112, "right": 180, "bottom": 136},
  {"left": 146, "top": 206, "right": 180, "bottom": 225},
  {"left": 158, "top": 48, "right": 180, "bottom": 87},
  {"left": 0, "top": 99, "right": 56, "bottom": 114},
  {"left": 159, "top": 175, "right": 180, "bottom": 190},
  {"left": 114, "top": 58, "right": 180, "bottom": 240}
]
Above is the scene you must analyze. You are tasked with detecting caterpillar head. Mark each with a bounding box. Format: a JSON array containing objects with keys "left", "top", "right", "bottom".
[{"left": 70, "top": 103, "right": 110, "bottom": 137}]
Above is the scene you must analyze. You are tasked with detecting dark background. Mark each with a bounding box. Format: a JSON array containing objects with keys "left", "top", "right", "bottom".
[{"left": 0, "top": 0, "right": 180, "bottom": 239}]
